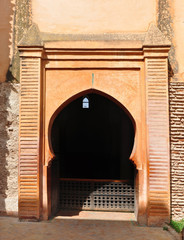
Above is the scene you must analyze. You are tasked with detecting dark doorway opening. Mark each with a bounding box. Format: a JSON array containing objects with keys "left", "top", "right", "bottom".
[{"left": 51, "top": 93, "right": 135, "bottom": 214}]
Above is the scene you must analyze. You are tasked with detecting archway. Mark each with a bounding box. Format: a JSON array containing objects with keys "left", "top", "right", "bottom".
[
  {"left": 18, "top": 31, "right": 171, "bottom": 224},
  {"left": 50, "top": 92, "right": 136, "bottom": 215}
]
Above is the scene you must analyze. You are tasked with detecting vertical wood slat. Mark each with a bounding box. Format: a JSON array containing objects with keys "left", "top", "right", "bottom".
[
  {"left": 145, "top": 58, "right": 170, "bottom": 218},
  {"left": 19, "top": 57, "right": 41, "bottom": 219}
]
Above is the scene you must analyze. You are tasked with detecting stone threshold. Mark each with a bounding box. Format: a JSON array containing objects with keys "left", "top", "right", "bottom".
[{"left": 54, "top": 210, "right": 136, "bottom": 222}]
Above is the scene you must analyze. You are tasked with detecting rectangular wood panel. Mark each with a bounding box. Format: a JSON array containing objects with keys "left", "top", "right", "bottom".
[
  {"left": 19, "top": 57, "right": 41, "bottom": 219},
  {"left": 145, "top": 58, "right": 170, "bottom": 220}
]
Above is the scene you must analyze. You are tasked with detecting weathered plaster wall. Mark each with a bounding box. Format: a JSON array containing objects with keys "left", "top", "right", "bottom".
[
  {"left": 0, "top": 0, "right": 15, "bottom": 82},
  {"left": 173, "top": 0, "right": 184, "bottom": 77},
  {"left": 32, "top": 0, "right": 156, "bottom": 34},
  {"left": 0, "top": 0, "right": 31, "bottom": 216},
  {"left": 0, "top": 0, "right": 32, "bottom": 83},
  {"left": 157, "top": 0, "right": 184, "bottom": 79},
  {"left": 0, "top": 83, "right": 19, "bottom": 215},
  {"left": 9, "top": 0, "right": 32, "bottom": 82},
  {"left": 0, "top": 0, "right": 19, "bottom": 215}
]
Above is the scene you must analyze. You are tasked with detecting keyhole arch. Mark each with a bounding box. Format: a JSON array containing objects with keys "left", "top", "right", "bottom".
[{"left": 47, "top": 88, "right": 137, "bottom": 169}]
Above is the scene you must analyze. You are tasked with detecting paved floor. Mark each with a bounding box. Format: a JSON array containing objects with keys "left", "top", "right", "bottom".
[{"left": 0, "top": 215, "right": 174, "bottom": 240}]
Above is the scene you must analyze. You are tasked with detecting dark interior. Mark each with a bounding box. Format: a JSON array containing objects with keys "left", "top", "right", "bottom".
[{"left": 51, "top": 93, "right": 135, "bottom": 180}]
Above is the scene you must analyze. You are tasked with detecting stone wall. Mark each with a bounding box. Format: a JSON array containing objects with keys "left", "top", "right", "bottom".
[
  {"left": 170, "top": 82, "right": 184, "bottom": 220},
  {"left": 0, "top": 82, "right": 19, "bottom": 215}
]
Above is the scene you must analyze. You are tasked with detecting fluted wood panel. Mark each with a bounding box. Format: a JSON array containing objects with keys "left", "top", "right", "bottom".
[
  {"left": 19, "top": 57, "right": 41, "bottom": 219},
  {"left": 145, "top": 58, "right": 170, "bottom": 217}
]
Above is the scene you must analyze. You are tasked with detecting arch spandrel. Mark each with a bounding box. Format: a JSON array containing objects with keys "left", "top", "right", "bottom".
[{"left": 45, "top": 69, "right": 141, "bottom": 134}]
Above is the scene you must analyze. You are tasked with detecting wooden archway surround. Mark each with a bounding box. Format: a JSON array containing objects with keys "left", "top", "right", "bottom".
[{"left": 18, "top": 24, "right": 171, "bottom": 226}]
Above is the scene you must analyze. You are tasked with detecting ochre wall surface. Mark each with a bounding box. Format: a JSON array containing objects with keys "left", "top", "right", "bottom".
[
  {"left": 173, "top": 0, "right": 184, "bottom": 76},
  {"left": 32, "top": 0, "right": 156, "bottom": 34},
  {"left": 46, "top": 70, "right": 141, "bottom": 130},
  {"left": 0, "top": 0, "right": 184, "bottom": 222},
  {"left": 0, "top": 0, "right": 15, "bottom": 82}
]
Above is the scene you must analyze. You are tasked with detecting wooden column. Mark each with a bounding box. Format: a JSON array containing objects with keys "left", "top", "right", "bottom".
[
  {"left": 144, "top": 47, "right": 170, "bottom": 225},
  {"left": 19, "top": 48, "right": 43, "bottom": 219}
]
